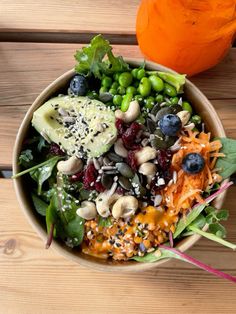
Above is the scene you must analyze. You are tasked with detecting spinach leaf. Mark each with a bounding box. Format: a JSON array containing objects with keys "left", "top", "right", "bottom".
[
  {"left": 75, "top": 34, "right": 129, "bottom": 79},
  {"left": 46, "top": 193, "right": 59, "bottom": 237},
  {"left": 31, "top": 193, "right": 48, "bottom": 216},
  {"left": 19, "top": 149, "right": 33, "bottom": 167},
  {"left": 173, "top": 203, "right": 206, "bottom": 238},
  {"left": 30, "top": 157, "right": 61, "bottom": 195},
  {"left": 98, "top": 216, "right": 112, "bottom": 228},
  {"left": 133, "top": 247, "right": 183, "bottom": 263},
  {"left": 216, "top": 137, "right": 236, "bottom": 179}
]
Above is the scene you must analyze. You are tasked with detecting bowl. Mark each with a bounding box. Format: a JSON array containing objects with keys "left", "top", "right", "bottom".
[{"left": 13, "top": 59, "right": 227, "bottom": 272}]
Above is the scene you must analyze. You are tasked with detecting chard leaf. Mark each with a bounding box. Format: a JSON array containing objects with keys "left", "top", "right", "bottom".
[
  {"left": 75, "top": 34, "right": 129, "bottom": 78},
  {"left": 216, "top": 138, "right": 236, "bottom": 179},
  {"left": 30, "top": 157, "right": 61, "bottom": 195},
  {"left": 31, "top": 193, "right": 48, "bottom": 216},
  {"left": 157, "top": 72, "right": 186, "bottom": 93}
]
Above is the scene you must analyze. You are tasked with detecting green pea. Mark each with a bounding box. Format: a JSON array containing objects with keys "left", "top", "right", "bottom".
[
  {"left": 113, "top": 94, "right": 123, "bottom": 107},
  {"left": 117, "top": 86, "right": 126, "bottom": 95},
  {"left": 113, "top": 73, "right": 120, "bottom": 82},
  {"left": 139, "top": 77, "right": 152, "bottom": 97},
  {"left": 126, "top": 86, "right": 137, "bottom": 95},
  {"left": 136, "top": 114, "right": 146, "bottom": 124},
  {"left": 149, "top": 75, "right": 164, "bottom": 92},
  {"left": 99, "top": 86, "right": 108, "bottom": 94},
  {"left": 111, "top": 82, "right": 119, "bottom": 90},
  {"left": 164, "top": 83, "right": 177, "bottom": 97},
  {"left": 131, "top": 68, "right": 139, "bottom": 78},
  {"left": 155, "top": 94, "right": 164, "bottom": 103},
  {"left": 134, "top": 94, "right": 144, "bottom": 104},
  {"left": 136, "top": 68, "right": 146, "bottom": 80},
  {"left": 145, "top": 96, "right": 155, "bottom": 109},
  {"left": 170, "top": 96, "right": 179, "bottom": 105},
  {"left": 118, "top": 72, "right": 133, "bottom": 88},
  {"left": 109, "top": 88, "right": 117, "bottom": 95},
  {"left": 121, "top": 93, "right": 133, "bottom": 112},
  {"left": 101, "top": 76, "right": 112, "bottom": 88},
  {"left": 191, "top": 115, "right": 201, "bottom": 125},
  {"left": 182, "top": 101, "right": 193, "bottom": 114}
]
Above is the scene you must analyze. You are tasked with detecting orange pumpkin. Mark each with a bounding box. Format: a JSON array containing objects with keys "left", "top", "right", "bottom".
[{"left": 136, "top": 0, "right": 236, "bottom": 76}]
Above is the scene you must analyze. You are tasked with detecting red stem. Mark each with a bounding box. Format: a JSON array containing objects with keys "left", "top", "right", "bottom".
[
  {"left": 159, "top": 245, "right": 236, "bottom": 284},
  {"left": 45, "top": 223, "right": 54, "bottom": 249}
]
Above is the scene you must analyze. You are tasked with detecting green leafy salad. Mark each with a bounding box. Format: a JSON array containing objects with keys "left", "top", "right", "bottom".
[{"left": 13, "top": 35, "right": 236, "bottom": 283}]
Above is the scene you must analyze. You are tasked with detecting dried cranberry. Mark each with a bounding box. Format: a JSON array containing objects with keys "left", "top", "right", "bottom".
[
  {"left": 115, "top": 119, "right": 126, "bottom": 136},
  {"left": 95, "top": 182, "right": 105, "bottom": 193},
  {"left": 49, "top": 143, "right": 65, "bottom": 156},
  {"left": 116, "top": 187, "right": 125, "bottom": 195},
  {"left": 83, "top": 163, "right": 97, "bottom": 190},
  {"left": 70, "top": 170, "right": 84, "bottom": 182},
  {"left": 127, "top": 150, "right": 138, "bottom": 170},
  {"left": 156, "top": 149, "right": 172, "bottom": 170},
  {"left": 122, "top": 122, "right": 142, "bottom": 150}
]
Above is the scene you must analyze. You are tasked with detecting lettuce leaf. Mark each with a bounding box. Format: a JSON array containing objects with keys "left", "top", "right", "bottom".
[
  {"left": 75, "top": 34, "right": 129, "bottom": 78},
  {"left": 216, "top": 137, "right": 236, "bottom": 179}
]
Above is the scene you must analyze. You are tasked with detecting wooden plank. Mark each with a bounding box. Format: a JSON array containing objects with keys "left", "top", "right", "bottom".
[
  {"left": 0, "top": 43, "right": 236, "bottom": 169},
  {"left": 0, "top": 0, "right": 139, "bottom": 43},
  {"left": 0, "top": 179, "right": 236, "bottom": 314}
]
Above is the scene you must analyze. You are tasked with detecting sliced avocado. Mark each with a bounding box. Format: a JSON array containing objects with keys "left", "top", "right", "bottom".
[{"left": 32, "top": 96, "right": 117, "bottom": 158}]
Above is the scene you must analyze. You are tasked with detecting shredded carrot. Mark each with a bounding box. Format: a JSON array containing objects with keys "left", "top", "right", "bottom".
[{"left": 163, "top": 130, "right": 223, "bottom": 215}]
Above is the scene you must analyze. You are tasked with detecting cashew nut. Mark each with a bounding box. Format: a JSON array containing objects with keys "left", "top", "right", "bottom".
[
  {"left": 76, "top": 201, "right": 97, "bottom": 220},
  {"left": 139, "top": 162, "right": 157, "bottom": 184},
  {"left": 57, "top": 156, "right": 83, "bottom": 175},
  {"left": 114, "top": 138, "right": 128, "bottom": 158},
  {"left": 112, "top": 196, "right": 139, "bottom": 219},
  {"left": 135, "top": 146, "right": 157, "bottom": 166},
  {"left": 176, "top": 110, "right": 191, "bottom": 126},
  {"left": 95, "top": 192, "right": 120, "bottom": 217},
  {"left": 184, "top": 122, "right": 195, "bottom": 130},
  {"left": 115, "top": 100, "right": 140, "bottom": 123}
]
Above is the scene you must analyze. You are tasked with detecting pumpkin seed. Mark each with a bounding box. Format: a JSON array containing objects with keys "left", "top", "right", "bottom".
[
  {"left": 150, "top": 137, "right": 167, "bottom": 149},
  {"left": 118, "top": 176, "right": 132, "bottom": 190},
  {"left": 151, "top": 103, "right": 161, "bottom": 116},
  {"left": 107, "top": 152, "right": 123, "bottom": 162},
  {"left": 155, "top": 107, "right": 173, "bottom": 121},
  {"left": 147, "top": 118, "right": 156, "bottom": 133},
  {"left": 172, "top": 104, "right": 182, "bottom": 114},
  {"left": 99, "top": 92, "right": 113, "bottom": 103},
  {"left": 116, "top": 162, "right": 134, "bottom": 178},
  {"left": 131, "top": 174, "right": 146, "bottom": 197},
  {"left": 101, "top": 173, "right": 113, "bottom": 190}
]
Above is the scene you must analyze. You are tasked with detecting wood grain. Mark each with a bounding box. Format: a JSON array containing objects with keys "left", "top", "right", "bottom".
[
  {"left": 0, "top": 0, "right": 139, "bottom": 43},
  {"left": 0, "top": 179, "right": 236, "bottom": 314},
  {"left": 0, "top": 43, "right": 236, "bottom": 169}
]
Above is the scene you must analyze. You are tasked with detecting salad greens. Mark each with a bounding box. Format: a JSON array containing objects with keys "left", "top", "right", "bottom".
[
  {"left": 19, "top": 149, "right": 33, "bottom": 167},
  {"left": 75, "top": 34, "right": 129, "bottom": 79},
  {"left": 31, "top": 193, "right": 47, "bottom": 216},
  {"left": 216, "top": 137, "right": 236, "bottom": 179}
]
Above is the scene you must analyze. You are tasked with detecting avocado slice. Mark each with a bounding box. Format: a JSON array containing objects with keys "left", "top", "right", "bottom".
[{"left": 32, "top": 96, "right": 117, "bottom": 158}]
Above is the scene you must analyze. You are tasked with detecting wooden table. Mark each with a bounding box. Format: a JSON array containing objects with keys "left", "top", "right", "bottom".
[{"left": 1, "top": 2, "right": 236, "bottom": 313}]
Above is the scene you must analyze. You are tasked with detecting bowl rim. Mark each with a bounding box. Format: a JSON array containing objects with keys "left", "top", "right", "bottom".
[{"left": 12, "top": 58, "right": 228, "bottom": 272}]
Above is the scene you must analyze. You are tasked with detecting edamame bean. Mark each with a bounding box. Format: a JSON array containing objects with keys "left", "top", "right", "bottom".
[
  {"left": 139, "top": 77, "right": 152, "bottom": 97},
  {"left": 182, "top": 101, "right": 193, "bottom": 114},
  {"left": 118, "top": 72, "right": 133, "bottom": 88},
  {"left": 99, "top": 86, "right": 108, "bottom": 94},
  {"left": 191, "top": 115, "right": 201, "bottom": 124},
  {"left": 164, "top": 83, "right": 177, "bottom": 97},
  {"left": 131, "top": 68, "right": 139, "bottom": 78},
  {"left": 121, "top": 93, "right": 133, "bottom": 112},
  {"left": 137, "top": 68, "right": 146, "bottom": 80},
  {"left": 170, "top": 96, "right": 179, "bottom": 105},
  {"left": 113, "top": 94, "right": 123, "bottom": 107},
  {"left": 145, "top": 96, "right": 155, "bottom": 109},
  {"left": 111, "top": 82, "right": 119, "bottom": 89},
  {"left": 113, "top": 73, "right": 120, "bottom": 82},
  {"left": 101, "top": 76, "right": 112, "bottom": 88},
  {"left": 155, "top": 94, "right": 164, "bottom": 103},
  {"left": 109, "top": 88, "right": 117, "bottom": 95},
  {"left": 117, "top": 86, "right": 126, "bottom": 95},
  {"left": 126, "top": 86, "right": 137, "bottom": 95},
  {"left": 149, "top": 75, "right": 164, "bottom": 92}
]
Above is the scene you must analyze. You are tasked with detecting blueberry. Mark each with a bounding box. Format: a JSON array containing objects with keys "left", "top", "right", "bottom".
[
  {"left": 69, "top": 75, "right": 88, "bottom": 96},
  {"left": 159, "top": 114, "right": 182, "bottom": 136},
  {"left": 182, "top": 153, "right": 205, "bottom": 174}
]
